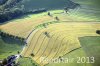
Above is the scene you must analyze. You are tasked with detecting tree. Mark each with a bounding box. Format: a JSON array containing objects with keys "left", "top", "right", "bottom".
[
  {"left": 47, "top": 12, "right": 52, "bottom": 16},
  {"left": 3, "top": 0, "right": 23, "bottom": 9},
  {"left": 55, "top": 16, "right": 59, "bottom": 21},
  {"left": 44, "top": 32, "right": 50, "bottom": 38},
  {"left": 30, "top": 53, "right": 35, "bottom": 57},
  {"left": 17, "top": 51, "right": 20, "bottom": 54},
  {"left": 43, "top": 23, "right": 47, "bottom": 28},
  {"left": 64, "top": 7, "right": 69, "bottom": 13},
  {"left": 96, "top": 30, "right": 100, "bottom": 34},
  {"left": 2, "top": 58, "right": 7, "bottom": 65}
]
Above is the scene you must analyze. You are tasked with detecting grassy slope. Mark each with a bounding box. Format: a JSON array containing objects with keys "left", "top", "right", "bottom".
[
  {"left": 18, "top": 57, "right": 39, "bottom": 66},
  {"left": 79, "top": 36, "right": 100, "bottom": 66},
  {"left": 22, "top": 0, "right": 100, "bottom": 21},
  {"left": 18, "top": 58, "right": 34, "bottom": 66},
  {"left": 72, "top": 0, "right": 100, "bottom": 8},
  {"left": 71, "top": 0, "right": 100, "bottom": 21},
  {"left": 0, "top": 36, "right": 23, "bottom": 59}
]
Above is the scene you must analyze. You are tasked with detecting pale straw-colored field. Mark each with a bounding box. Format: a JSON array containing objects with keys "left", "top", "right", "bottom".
[{"left": 22, "top": 22, "right": 100, "bottom": 66}]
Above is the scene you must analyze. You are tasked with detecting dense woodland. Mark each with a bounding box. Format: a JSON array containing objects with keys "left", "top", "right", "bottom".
[{"left": 0, "top": 0, "right": 23, "bottom": 23}]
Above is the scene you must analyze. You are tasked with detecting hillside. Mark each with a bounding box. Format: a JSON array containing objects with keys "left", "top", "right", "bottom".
[
  {"left": 0, "top": 0, "right": 100, "bottom": 66},
  {"left": 0, "top": 0, "right": 100, "bottom": 23}
]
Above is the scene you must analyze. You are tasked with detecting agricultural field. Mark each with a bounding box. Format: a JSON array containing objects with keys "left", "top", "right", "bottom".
[
  {"left": 0, "top": 9, "right": 100, "bottom": 66},
  {"left": 79, "top": 36, "right": 100, "bottom": 66},
  {"left": 0, "top": 0, "right": 100, "bottom": 66},
  {"left": 0, "top": 9, "right": 100, "bottom": 38},
  {"left": 21, "top": 22, "right": 100, "bottom": 66},
  {"left": 18, "top": 57, "right": 39, "bottom": 66}
]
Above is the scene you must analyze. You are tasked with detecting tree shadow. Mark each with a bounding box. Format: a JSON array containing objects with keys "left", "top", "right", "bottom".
[{"left": 1, "top": 36, "right": 24, "bottom": 45}]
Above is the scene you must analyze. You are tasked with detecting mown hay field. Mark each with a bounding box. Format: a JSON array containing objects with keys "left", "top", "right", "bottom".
[{"left": 22, "top": 22, "right": 100, "bottom": 66}]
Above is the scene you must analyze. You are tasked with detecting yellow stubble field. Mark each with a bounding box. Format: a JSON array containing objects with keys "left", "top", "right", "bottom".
[{"left": 22, "top": 22, "right": 100, "bottom": 66}]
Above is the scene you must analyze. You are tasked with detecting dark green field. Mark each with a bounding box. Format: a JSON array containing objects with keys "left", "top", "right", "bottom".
[
  {"left": 18, "top": 57, "right": 39, "bottom": 66},
  {"left": 0, "top": 36, "right": 23, "bottom": 59},
  {"left": 79, "top": 36, "right": 100, "bottom": 66}
]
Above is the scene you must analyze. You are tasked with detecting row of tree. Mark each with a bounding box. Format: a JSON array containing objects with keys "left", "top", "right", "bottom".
[
  {"left": 25, "top": 8, "right": 47, "bottom": 14},
  {"left": 0, "top": 31, "right": 25, "bottom": 42}
]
